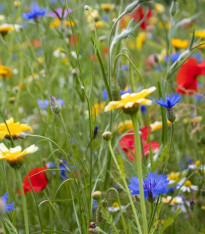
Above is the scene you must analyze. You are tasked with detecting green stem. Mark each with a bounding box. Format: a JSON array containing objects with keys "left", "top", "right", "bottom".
[
  {"left": 131, "top": 113, "right": 148, "bottom": 234},
  {"left": 16, "top": 169, "right": 29, "bottom": 234},
  {"left": 103, "top": 151, "right": 112, "bottom": 190},
  {"left": 164, "top": 123, "right": 174, "bottom": 172},
  {"left": 107, "top": 141, "right": 142, "bottom": 234}
]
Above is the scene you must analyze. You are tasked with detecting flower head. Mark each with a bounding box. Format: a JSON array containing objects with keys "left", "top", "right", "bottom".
[
  {"left": 156, "top": 94, "right": 181, "bottom": 109},
  {"left": 0, "top": 192, "right": 15, "bottom": 217},
  {"left": 59, "top": 159, "right": 76, "bottom": 180},
  {"left": 104, "top": 87, "right": 156, "bottom": 113},
  {"left": 0, "top": 143, "right": 38, "bottom": 168},
  {"left": 19, "top": 166, "right": 48, "bottom": 194},
  {"left": 176, "top": 58, "right": 205, "bottom": 94},
  {"left": 171, "top": 38, "right": 189, "bottom": 49},
  {"left": 0, "top": 65, "right": 12, "bottom": 78},
  {"left": 49, "top": 8, "right": 72, "bottom": 19},
  {"left": 128, "top": 172, "right": 169, "bottom": 200},
  {"left": 0, "top": 118, "right": 33, "bottom": 140},
  {"left": 101, "top": 4, "right": 115, "bottom": 11},
  {"left": 22, "top": 2, "right": 46, "bottom": 21}
]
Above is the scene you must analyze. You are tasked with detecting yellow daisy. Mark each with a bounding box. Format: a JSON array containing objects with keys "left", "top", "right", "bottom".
[
  {"left": 0, "top": 65, "right": 12, "bottom": 78},
  {"left": 104, "top": 87, "right": 156, "bottom": 113},
  {"left": 150, "top": 120, "right": 171, "bottom": 132},
  {"left": 101, "top": 4, "right": 115, "bottom": 11},
  {"left": 50, "top": 18, "right": 61, "bottom": 28},
  {"left": 155, "top": 3, "right": 165, "bottom": 13},
  {"left": 0, "top": 24, "right": 14, "bottom": 35},
  {"left": 0, "top": 118, "right": 33, "bottom": 140},
  {"left": 195, "top": 30, "right": 205, "bottom": 39},
  {"left": 92, "top": 102, "right": 105, "bottom": 115},
  {"left": 136, "top": 32, "right": 146, "bottom": 50},
  {"left": 0, "top": 143, "right": 38, "bottom": 167},
  {"left": 172, "top": 38, "right": 189, "bottom": 49},
  {"left": 117, "top": 120, "right": 133, "bottom": 132}
]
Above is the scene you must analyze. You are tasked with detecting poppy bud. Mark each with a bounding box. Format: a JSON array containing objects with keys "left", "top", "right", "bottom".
[
  {"left": 102, "top": 131, "right": 112, "bottom": 141},
  {"left": 170, "top": 0, "right": 177, "bottom": 17},
  {"left": 92, "top": 191, "right": 102, "bottom": 201},
  {"left": 111, "top": 84, "right": 121, "bottom": 101}
]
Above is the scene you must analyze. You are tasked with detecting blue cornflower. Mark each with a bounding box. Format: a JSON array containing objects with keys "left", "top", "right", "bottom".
[
  {"left": 93, "top": 126, "right": 98, "bottom": 139},
  {"left": 128, "top": 172, "right": 169, "bottom": 200},
  {"left": 37, "top": 99, "right": 49, "bottom": 110},
  {"left": 140, "top": 105, "right": 147, "bottom": 115},
  {"left": 102, "top": 15, "right": 108, "bottom": 22},
  {"left": 59, "top": 159, "right": 76, "bottom": 180},
  {"left": 0, "top": 192, "right": 15, "bottom": 216},
  {"left": 164, "top": 52, "right": 181, "bottom": 63},
  {"left": 156, "top": 94, "right": 181, "bottom": 109},
  {"left": 121, "top": 65, "right": 129, "bottom": 70},
  {"left": 22, "top": 2, "right": 46, "bottom": 21}
]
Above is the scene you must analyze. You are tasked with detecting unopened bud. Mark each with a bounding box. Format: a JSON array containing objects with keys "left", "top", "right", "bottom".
[
  {"left": 92, "top": 191, "right": 102, "bottom": 201},
  {"left": 170, "top": 0, "right": 177, "bottom": 17},
  {"left": 167, "top": 108, "right": 176, "bottom": 123},
  {"left": 50, "top": 95, "right": 62, "bottom": 114},
  {"left": 102, "top": 131, "right": 112, "bottom": 141}
]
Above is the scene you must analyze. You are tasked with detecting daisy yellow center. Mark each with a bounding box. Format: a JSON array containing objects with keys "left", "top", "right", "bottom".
[
  {"left": 184, "top": 180, "right": 192, "bottom": 187},
  {"left": 168, "top": 172, "right": 179, "bottom": 181},
  {"left": 112, "top": 202, "right": 119, "bottom": 208},
  {"left": 195, "top": 160, "right": 200, "bottom": 167}
]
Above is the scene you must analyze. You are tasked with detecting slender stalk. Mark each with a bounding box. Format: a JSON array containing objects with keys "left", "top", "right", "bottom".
[
  {"left": 107, "top": 140, "right": 142, "bottom": 234},
  {"left": 131, "top": 113, "right": 148, "bottom": 234},
  {"left": 16, "top": 169, "right": 29, "bottom": 234}
]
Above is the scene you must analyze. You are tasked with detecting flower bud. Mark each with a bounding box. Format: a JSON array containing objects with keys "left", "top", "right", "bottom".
[
  {"left": 102, "top": 131, "right": 112, "bottom": 141},
  {"left": 166, "top": 108, "right": 176, "bottom": 123},
  {"left": 118, "top": 70, "right": 127, "bottom": 91},
  {"left": 50, "top": 95, "right": 62, "bottom": 114},
  {"left": 92, "top": 191, "right": 102, "bottom": 201},
  {"left": 170, "top": 0, "right": 177, "bottom": 17}
]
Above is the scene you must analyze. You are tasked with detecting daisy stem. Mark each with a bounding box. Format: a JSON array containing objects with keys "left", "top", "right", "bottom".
[
  {"left": 107, "top": 140, "right": 142, "bottom": 234},
  {"left": 16, "top": 169, "right": 29, "bottom": 234},
  {"left": 131, "top": 113, "right": 148, "bottom": 234}
]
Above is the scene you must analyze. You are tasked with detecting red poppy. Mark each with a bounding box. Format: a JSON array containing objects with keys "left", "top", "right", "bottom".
[
  {"left": 119, "top": 128, "right": 159, "bottom": 161},
  {"left": 31, "top": 40, "right": 42, "bottom": 48},
  {"left": 131, "top": 7, "right": 152, "bottom": 30},
  {"left": 19, "top": 166, "right": 48, "bottom": 195},
  {"left": 176, "top": 58, "right": 205, "bottom": 95},
  {"left": 70, "top": 35, "right": 77, "bottom": 46}
]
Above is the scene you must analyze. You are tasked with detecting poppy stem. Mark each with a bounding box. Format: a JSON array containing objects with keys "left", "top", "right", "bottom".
[
  {"left": 107, "top": 140, "right": 142, "bottom": 234},
  {"left": 16, "top": 169, "right": 29, "bottom": 234},
  {"left": 131, "top": 113, "right": 148, "bottom": 234}
]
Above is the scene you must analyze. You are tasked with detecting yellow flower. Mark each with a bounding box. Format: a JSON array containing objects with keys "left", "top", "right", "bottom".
[
  {"left": 117, "top": 120, "right": 133, "bottom": 132},
  {"left": 50, "top": 18, "right": 61, "bottom": 28},
  {"left": 101, "top": 4, "right": 115, "bottom": 11},
  {"left": 172, "top": 38, "right": 189, "bottom": 49},
  {"left": 104, "top": 87, "right": 156, "bottom": 113},
  {"left": 183, "top": 116, "right": 202, "bottom": 124},
  {"left": 136, "top": 32, "right": 146, "bottom": 50},
  {"left": 112, "top": 202, "right": 119, "bottom": 208},
  {"left": 64, "top": 20, "right": 76, "bottom": 27},
  {"left": 168, "top": 172, "right": 179, "bottom": 181},
  {"left": 155, "top": 4, "right": 165, "bottom": 13},
  {"left": 0, "top": 118, "right": 33, "bottom": 140},
  {"left": 184, "top": 180, "right": 192, "bottom": 188},
  {"left": 14, "top": 1, "right": 21, "bottom": 7},
  {"left": 150, "top": 120, "right": 171, "bottom": 132},
  {"left": 149, "top": 16, "right": 158, "bottom": 25},
  {"left": 0, "top": 65, "right": 12, "bottom": 78},
  {"left": 195, "top": 160, "right": 200, "bottom": 167},
  {"left": 0, "top": 24, "right": 14, "bottom": 35},
  {"left": 92, "top": 102, "right": 105, "bottom": 115},
  {"left": 95, "top": 21, "right": 104, "bottom": 28},
  {"left": 158, "top": 21, "right": 170, "bottom": 29},
  {"left": 0, "top": 143, "right": 38, "bottom": 167},
  {"left": 195, "top": 30, "right": 205, "bottom": 39}
]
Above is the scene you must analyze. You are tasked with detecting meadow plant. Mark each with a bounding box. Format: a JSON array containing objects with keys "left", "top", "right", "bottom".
[{"left": 0, "top": 0, "right": 205, "bottom": 233}]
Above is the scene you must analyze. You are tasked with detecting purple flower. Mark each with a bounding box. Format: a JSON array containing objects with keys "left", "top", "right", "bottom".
[
  {"left": 0, "top": 193, "right": 15, "bottom": 215},
  {"left": 128, "top": 172, "right": 169, "bottom": 200},
  {"left": 22, "top": 2, "right": 46, "bottom": 21},
  {"left": 156, "top": 94, "right": 181, "bottom": 109},
  {"left": 59, "top": 159, "right": 76, "bottom": 180},
  {"left": 49, "top": 8, "right": 72, "bottom": 19},
  {"left": 37, "top": 99, "right": 49, "bottom": 110}
]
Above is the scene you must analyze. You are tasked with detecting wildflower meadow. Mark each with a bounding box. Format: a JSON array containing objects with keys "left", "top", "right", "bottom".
[{"left": 0, "top": 0, "right": 205, "bottom": 233}]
